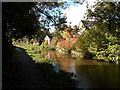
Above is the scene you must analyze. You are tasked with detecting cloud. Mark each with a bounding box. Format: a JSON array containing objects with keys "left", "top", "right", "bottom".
[{"left": 62, "top": 0, "right": 97, "bottom": 27}]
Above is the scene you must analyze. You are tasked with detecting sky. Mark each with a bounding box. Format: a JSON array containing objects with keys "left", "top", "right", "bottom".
[
  {"left": 62, "top": 0, "right": 97, "bottom": 28},
  {"left": 49, "top": 0, "right": 97, "bottom": 33}
]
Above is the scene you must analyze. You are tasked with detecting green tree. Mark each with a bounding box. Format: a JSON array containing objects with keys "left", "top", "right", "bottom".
[
  {"left": 87, "top": 2, "right": 120, "bottom": 36},
  {"left": 51, "top": 30, "right": 63, "bottom": 40},
  {"left": 73, "top": 25, "right": 79, "bottom": 35},
  {"left": 2, "top": 2, "right": 69, "bottom": 46},
  {"left": 75, "top": 30, "right": 93, "bottom": 58},
  {"left": 3, "top": 2, "right": 41, "bottom": 46},
  {"left": 76, "top": 2, "right": 120, "bottom": 62}
]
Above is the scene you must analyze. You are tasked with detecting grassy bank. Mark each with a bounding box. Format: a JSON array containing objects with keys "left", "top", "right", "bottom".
[{"left": 13, "top": 42, "right": 78, "bottom": 88}]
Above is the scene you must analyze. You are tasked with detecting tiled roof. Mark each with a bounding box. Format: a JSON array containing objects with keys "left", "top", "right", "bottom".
[{"left": 47, "top": 35, "right": 53, "bottom": 39}]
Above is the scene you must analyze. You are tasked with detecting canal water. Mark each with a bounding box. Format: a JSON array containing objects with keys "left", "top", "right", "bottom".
[{"left": 38, "top": 51, "right": 119, "bottom": 88}]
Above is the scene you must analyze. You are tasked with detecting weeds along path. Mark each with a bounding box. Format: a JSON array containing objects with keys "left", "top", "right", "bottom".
[{"left": 15, "top": 47, "right": 51, "bottom": 88}]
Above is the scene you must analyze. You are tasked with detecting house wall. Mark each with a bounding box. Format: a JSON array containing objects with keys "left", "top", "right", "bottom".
[{"left": 44, "top": 36, "right": 51, "bottom": 45}]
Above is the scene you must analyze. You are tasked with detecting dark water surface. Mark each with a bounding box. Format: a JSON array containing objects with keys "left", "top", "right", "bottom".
[{"left": 39, "top": 51, "right": 119, "bottom": 88}]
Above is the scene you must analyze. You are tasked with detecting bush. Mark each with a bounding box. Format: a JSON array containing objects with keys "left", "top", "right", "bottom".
[
  {"left": 75, "top": 30, "right": 93, "bottom": 58},
  {"left": 22, "top": 37, "right": 29, "bottom": 43},
  {"left": 75, "top": 29, "right": 120, "bottom": 63},
  {"left": 40, "top": 41, "right": 54, "bottom": 50},
  {"left": 56, "top": 38, "right": 77, "bottom": 54},
  {"left": 50, "top": 37, "right": 58, "bottom": 49}
]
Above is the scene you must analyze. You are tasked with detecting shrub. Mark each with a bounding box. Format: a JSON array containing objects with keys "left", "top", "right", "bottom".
[
  {"left": 75, "top": 29, "right": 120, "bottom": 63},
  {"left": 40, "top": 41, "right": 54, "bottom": 50},
  {"left": 50, "top": 37, "right": 58, "bottom": 49}
]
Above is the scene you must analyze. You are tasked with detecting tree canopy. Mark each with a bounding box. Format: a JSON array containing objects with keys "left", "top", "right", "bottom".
[
  {"left": 87, "top": 2, "right": 120, "bottom": 37},
  {"left": 76, "top": 2, "right": 120, "bottom": 62},
  {"left": 3, "top": 3, "right": 38, "bottom": 46},
  {"left": 2, "top": 2, "right": 69, "bottom": 45}
]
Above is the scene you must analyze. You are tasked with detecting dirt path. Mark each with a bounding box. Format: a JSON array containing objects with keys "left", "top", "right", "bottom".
[{"left": 15, "top": 48, "right": 51, "bottom": 88}]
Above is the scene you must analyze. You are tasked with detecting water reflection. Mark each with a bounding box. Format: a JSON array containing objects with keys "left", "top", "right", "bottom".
[{"left": 39, "top": 51, "right": 119, "bottom": 88}]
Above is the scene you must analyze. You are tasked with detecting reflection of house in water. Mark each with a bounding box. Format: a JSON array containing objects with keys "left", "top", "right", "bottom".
[
  {"left": 56, "top": 54, "right": 76, "bottom": 74},
  {"left": 59, "top": 58, "right": 76, "bottom": 73},
  {"left": 45, "top": 52, "right": 76, "bottom": 74},
  {"left": 45, "top": 52, "right": 53, "bottom": 60}
]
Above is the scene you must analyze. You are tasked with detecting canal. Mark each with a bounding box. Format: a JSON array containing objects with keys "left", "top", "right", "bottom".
[{"left": 37, "top": 51, "right": 119, "bottom": 88}]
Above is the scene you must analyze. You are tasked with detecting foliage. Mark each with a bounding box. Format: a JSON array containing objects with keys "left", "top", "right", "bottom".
[
  {"left": 54, "top": 16, "right": 67, "bottom": 31},
  {"left": 75, "top": 30, "right": 94, "bottom": 58},
  {"left": 56, "top": 37, "right": 77, "bottom": 53},
  {"left": 3, "top": 2, "right": 40, "bottom": 42},
  {"left": 61, "top": 27, "right": 73, "bottom": 40},
  {"left": 50, "top": 27, "right": 78, "bottom": 53},
  {"left": 50, "top": 31, "right": 63, "bottom": 49},
  {"left": 76, "top": 27, "right": 120, "bottom": 62},
  {"left": 2, "top": 2, "right": 70, "bottom": 46},
  {"left": 50, "top": 38, "right": 58, "bottom": 49},
  {"left": 40, "top": 41, "right": 54, "bottom": 50},
  {"left": 105, "top": 33, "right": 120, "bottom": 62},
  {"left": 87, "top": 2, "right": 120, "bottom": 37},
  {"left": 22, "top": 36, "right": 29, "bottom": 43},
  {"left": 51, "top": 31, "right": 63, "bottom": 40},
  {"left": 73, "top": 25, "right": 79, "bottom": 35},
  {"left": 32, "top": 30, "right": 46, "bottom": 43},
  {"left": 75, "top": 2, "right": 120, "bottom": 63}
]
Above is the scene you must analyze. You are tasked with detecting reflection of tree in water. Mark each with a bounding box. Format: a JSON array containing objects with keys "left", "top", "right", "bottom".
[
  {"left": 48, "top": 51, "right": 59, "bottom": 62},
  {"left": 42, "top": 51, "right": 118, "bottom": 88},
  {"left": 46, "top": 52, "right": 51, "bottom": 59},
  {"left": 75, "top": 65, "right": 118, "bottom": 88},
  {"left": 49, "top": 52, "right": 76, "bottom": 72}
]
